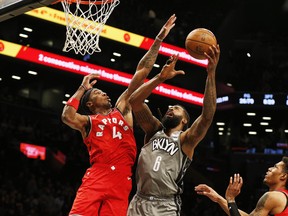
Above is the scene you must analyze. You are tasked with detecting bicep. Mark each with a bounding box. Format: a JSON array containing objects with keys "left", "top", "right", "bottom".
[
  {"left": 181, "top": 115, "right": 213, "bottom": 158},
  {"left": 249, "top": 193, "right": 273, "bottom": 216},
  {"left": 62, "top": 107, "right": 89, "bottom": 131},
  {"left": 182, "top": 115, "right": 211, "bottom": 146}
]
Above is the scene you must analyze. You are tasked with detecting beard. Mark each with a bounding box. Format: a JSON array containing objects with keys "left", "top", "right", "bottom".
[
  {"left": 162, "top": 115, "right": 182, "bottom": 129},
  {"left": 104, "top": 101, "right": 112, "bottom": 109}
]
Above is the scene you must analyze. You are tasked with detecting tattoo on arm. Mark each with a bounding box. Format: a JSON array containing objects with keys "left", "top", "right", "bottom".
[
  {"left": 250, "top": 193, "right": 269, "bottom": 216},
  {"left": 134, "top": 109, "right": 154, "bottom": 124},
  {"left": 139, "top": 41, "right": 160, "bottom": 69}
]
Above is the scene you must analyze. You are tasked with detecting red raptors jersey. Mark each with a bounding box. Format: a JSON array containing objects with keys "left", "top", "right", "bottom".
[
  {"left": 275, "top": 189, "right": 288, "bottom": 216},
  {"left": 84, "top": 108, "right": 137, "bottom": 167}
]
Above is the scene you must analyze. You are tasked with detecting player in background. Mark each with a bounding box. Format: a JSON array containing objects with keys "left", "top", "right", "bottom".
[{"left": 195, "top": 156, "right": 288, "bottom": 216}]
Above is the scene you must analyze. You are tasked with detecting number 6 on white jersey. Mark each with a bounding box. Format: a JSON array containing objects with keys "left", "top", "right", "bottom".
[{"left": 153, "top": 156, "right": 162, "bottom": 171}]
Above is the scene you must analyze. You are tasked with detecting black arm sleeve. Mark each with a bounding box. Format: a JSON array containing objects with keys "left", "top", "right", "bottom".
[{"left": 228, "top": 202, "right": 241, "bottom": 216}]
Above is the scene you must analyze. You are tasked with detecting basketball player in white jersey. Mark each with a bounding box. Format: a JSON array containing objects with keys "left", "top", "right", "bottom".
[{"left": 127, "top": 44, "right": 220, "bottom": 215}]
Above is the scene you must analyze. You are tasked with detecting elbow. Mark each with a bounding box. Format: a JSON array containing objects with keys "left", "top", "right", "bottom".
[
  {"left": 61, "top": 113, "right": 68, "bottom": 124},
  {"left": 128, "top": 94, "right": 144, "bottom": 111},
  {"left": 61, "top": 111, "right": 72, "bottom": 125}
]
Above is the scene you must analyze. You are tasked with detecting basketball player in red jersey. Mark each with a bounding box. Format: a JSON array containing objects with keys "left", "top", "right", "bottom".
[
  {"left": 61, "top": 14, "right": 177, "bottom": 216},
  {"left": 195, "top": 156, "right": 288, "bottom": 216}
]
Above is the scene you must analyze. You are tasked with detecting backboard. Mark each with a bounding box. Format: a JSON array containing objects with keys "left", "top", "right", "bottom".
[{"left": 0, "top": 0, "right": 55, "bottom": 22}]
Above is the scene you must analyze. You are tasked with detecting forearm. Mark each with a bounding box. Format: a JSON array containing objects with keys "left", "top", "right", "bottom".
[
  {"left": 136, "top": 37, "right": 162, "bottom": 74},
  {"left": 129, "top": 74, "right": 164, "bottom": 105},
  {"left": 71, "top": 85, "right": 87, "bottom": 101},
  {"left": 215, "top": 196, "right": 231, "bottom": 215},
  {"left": 214, "top": 197, "right": 248, "bottom": 216},
  {"left": 202, "top": 72, "right": 216, "bottom": 119},
  {"left": 127, "top": 37, "right": 162, "bottom": 96},
  {"left": 62, "top": 85, "right": 86, "bottom": 120}
]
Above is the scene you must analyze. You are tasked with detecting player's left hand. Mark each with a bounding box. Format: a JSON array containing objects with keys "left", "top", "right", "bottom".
[
  {"left": 205, "top": 44, "right": 220, "bottom": 74},
  {"left": 159, "top": 54, "right": 185, "bottom": 81},
  {"left": 225, "top": 173, "right": 243, "bottom": 202},
  {"left": 195, "top": 184, "right": 221, "bottom": 203},
  {"left": 81, "top": 73, "right": 100, "bottom": 90}
]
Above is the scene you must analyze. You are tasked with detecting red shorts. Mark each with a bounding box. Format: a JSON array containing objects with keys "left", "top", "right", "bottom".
[{"left": 69, "top": 164, "right": 132, "bottom": 216}]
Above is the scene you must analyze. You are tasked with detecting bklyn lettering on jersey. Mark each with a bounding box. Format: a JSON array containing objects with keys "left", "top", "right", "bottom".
[{"left": 152, "top": 137, "right": 179, "bottom": 156}]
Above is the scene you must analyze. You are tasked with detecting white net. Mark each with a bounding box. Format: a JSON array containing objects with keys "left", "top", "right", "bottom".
[{"left": 61, "top": 0, "right": 120, "bottom": 55}]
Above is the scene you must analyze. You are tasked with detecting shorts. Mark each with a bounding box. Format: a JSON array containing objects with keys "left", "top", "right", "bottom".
[
  {"left": 127, "top": 193, "right": 182, "bottom": 216},
  {"left": 69, "top": 164, "right": 132, "bottom": 216}
]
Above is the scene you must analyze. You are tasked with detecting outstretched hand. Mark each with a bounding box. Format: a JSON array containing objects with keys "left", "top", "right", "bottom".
[
  {"left": 205, "top": 44, "right": 220, "bottom": 75},
  {"left": 159, "top": 54, "right": 185, "bottom": 81},
  {"left": 225, "top": 173, "right": 243, "bottom": 202},
  {"left": 81, "top": 73, "right": 100, "bottom": 90},
  {"left": 195, "top": 184, "right": 222, "bottom": 203},
  {"left": 157, "top": 14, "right": 177, "bottom": 41}
]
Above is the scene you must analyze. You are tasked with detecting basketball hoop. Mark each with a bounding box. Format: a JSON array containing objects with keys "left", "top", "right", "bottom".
[{"left": 58, "top": 0, "right": 120, "bottom": 55}]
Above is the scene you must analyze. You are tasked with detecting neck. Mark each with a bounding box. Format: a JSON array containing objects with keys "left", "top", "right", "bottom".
[
  {"left": 94, "top": 108, "right": 112, "bottom": 115},
  {"left": 269, "top": 184, "right": 287, "bottom": 191},
  {"left": 164, "top": 125, "right": 183, "bottom": 136}
]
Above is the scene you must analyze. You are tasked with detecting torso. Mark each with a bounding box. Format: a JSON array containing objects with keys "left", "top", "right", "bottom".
[
  {"left": 84, "top": 108, "right": 137, "bottom": 167},
  {"left": 135, "top": 130, "right": 191, "bottom": 197}
]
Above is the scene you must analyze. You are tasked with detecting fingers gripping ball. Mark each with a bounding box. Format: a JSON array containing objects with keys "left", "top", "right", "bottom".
[{"left": 185, "top": 28, "right": 217, "bottom": 60}]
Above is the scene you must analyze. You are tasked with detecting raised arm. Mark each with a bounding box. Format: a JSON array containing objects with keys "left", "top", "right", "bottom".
[
  {"left": 116, "top": 14, "right": 177, "bottom": 111},
  {"left": 180, "top": 44, "right": 220, "bottom": 159},
  {"left": 61, "top": 73, "right": 99, "bottom": 138},
  {"left": 129, "top": 54, "right": 185, "bottom": 142},
  {"left": 225, "top": 174, "right": 281, "bottom": 216}
]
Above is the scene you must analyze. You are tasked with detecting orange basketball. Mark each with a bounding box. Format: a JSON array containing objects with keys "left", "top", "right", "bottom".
[{"left": 185, "top": 28, "right": 217, "bottom": 60}]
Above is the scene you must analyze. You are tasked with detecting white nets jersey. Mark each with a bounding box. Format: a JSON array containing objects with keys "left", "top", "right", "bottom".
[{"left": 135, "top": 129, "right": 192, "bottom": 197}]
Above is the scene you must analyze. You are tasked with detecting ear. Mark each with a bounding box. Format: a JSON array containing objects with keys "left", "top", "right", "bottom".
[
  {"left": 182, "top": 118, "right": 187, "bottom": 125},
  {"left": 86, "top": 101, "right": 93, "bottom": 108},
  {"left": 280, "top": 173, "right": 287, "bottom": 181}
]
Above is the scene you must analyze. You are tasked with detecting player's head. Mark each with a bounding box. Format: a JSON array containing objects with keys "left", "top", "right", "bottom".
[
  {"left": 162, "top": 104, "right": 190, "bottom": 130},
  {"left": 263, "top": 156, "right": 288, "bottom": 188},
  {"left": 79, "top": 88, "right": 112, "bottom": 115}
]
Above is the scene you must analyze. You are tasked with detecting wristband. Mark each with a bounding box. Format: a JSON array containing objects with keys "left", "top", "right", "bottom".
[
  {"left": 66, "top": 97, "right": 80, "bottom": 110},
  {"left": 228, "top": 202, "right": 241, "bottom": 216},
  {"left": 80, "top": 84, "right": 87, "bottom": 91}
]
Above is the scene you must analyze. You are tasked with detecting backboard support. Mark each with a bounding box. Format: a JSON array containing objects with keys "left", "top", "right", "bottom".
[{"left": 0, "top": 0, "right": 56, "bottom": 22}]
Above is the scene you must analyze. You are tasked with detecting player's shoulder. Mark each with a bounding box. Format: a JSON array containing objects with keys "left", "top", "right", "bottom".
[
  {"left": 255, "top": 191, "right": 285, "bottom": 214},
  {"left": 264, "top": 190, "right": 287, "bottom": 202}
]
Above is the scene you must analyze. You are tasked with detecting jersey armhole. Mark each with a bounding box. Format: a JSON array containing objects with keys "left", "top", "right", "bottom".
[
  {"left": 282, "top": 191, "right": 288, "bottom": 211},
  {"left": 84, "top": 115, "right": 92, "bottom": 138}
]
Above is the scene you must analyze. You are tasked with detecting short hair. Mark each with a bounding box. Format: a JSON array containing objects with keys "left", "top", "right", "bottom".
[
  {"left": 282, "top": 156, "right": 288, "bottom": 188},
  {"left": 78, "top": 88, "right": 93, "bottom": 115},
  {"left": 282, "top": 156, "right": 288, "bottom": 172}
]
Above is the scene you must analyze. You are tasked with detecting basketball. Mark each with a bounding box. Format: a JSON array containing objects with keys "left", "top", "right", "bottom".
[{"left": 185, "top": 28, "right": 217, "bottom": 60}]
